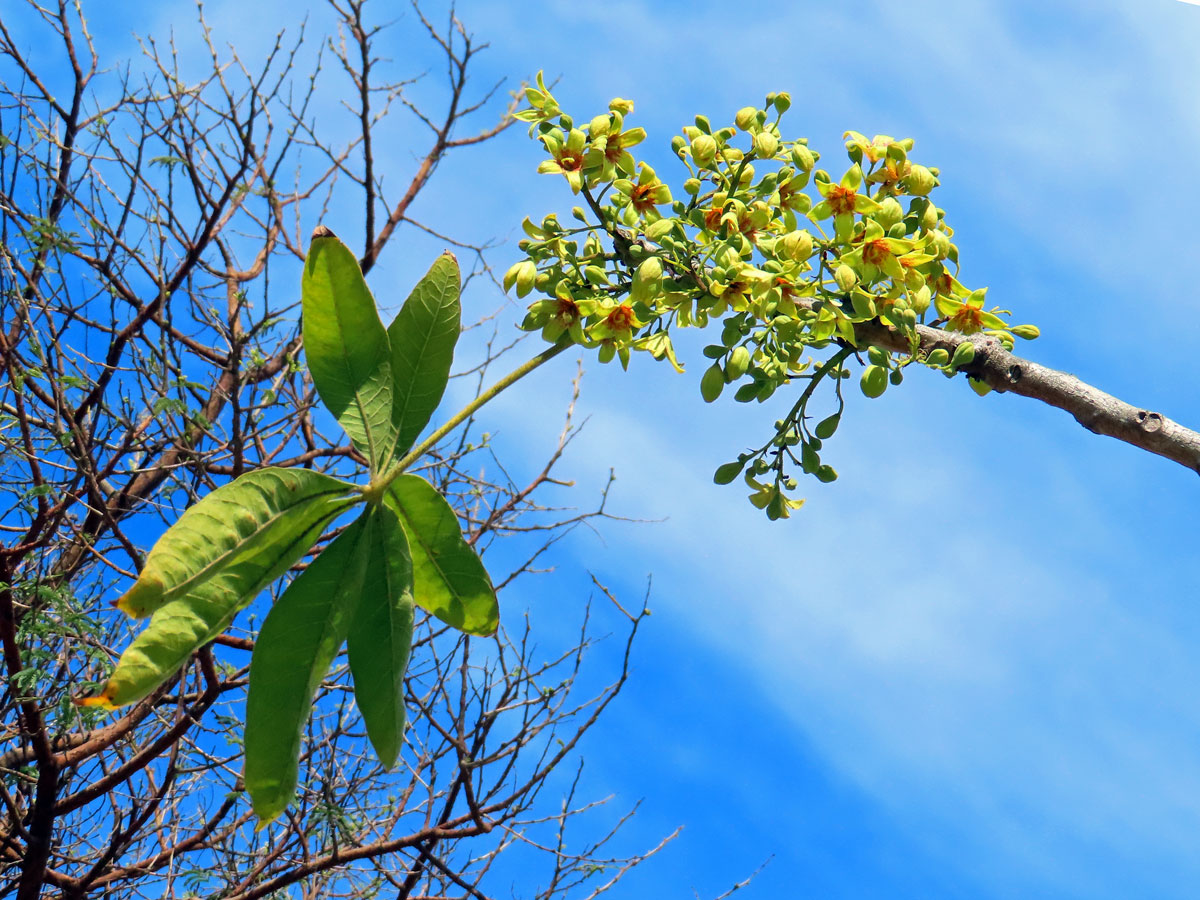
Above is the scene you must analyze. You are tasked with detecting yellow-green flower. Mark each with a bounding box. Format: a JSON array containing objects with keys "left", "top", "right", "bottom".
[
  {"left": 838, "top": 220, "right": 932, "bottom": 284},
  {"left": 588, "top": 300, "right": 644, "bottom": 343},
  {"left": 522, "top": 288, "right": 597, "bottom": 344},
  {"left": 590, "top": 112, "right": 646, "bottom": 179},
  {"left": 537, "top": 128, "right": 593, "bottom": 193},
  {"left": 810, "top": 165, "right": 880, "bottom": 240},
  {"left": 614, "top": 163, "right": 672, "bottom": 220},
  {"left": 935, "top": 289, "right": 1007, "bottom": 335}
]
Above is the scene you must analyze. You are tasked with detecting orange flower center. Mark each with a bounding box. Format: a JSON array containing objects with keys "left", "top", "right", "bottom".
[
  {"left": 862, "top": 239, "right": 891, "bottom": 266},
  {"left": 828, "top": 185, "right": 857, "bottom": 216},
  {"left": 950, "top": 305, "right": 983, "bottom": 334},
  {"left": 557, "top": 148, "right": 584, "bottom": 172},
  {"left": 606, "top": 304, "right": 635, "bottom": 331},
  {"left": 556, "top": 297, "right": 580, "bottom": 321},
  {"left": 737, "top": 213, "right": 759, "bottom": 242},
  {"left": 630, "top": 182, "right": 657, "bottom": 213},
  {"left": 604, "top": 134, "right": 626, "bottom": 165}
]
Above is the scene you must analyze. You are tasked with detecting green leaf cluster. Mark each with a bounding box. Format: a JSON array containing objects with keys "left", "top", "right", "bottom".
[{"left": 85, "top": 231, "right": 501, "bottom": 824}]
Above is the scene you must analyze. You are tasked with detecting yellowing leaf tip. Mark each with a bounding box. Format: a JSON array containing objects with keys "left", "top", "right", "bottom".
[
  {"left": 114, "top": 576, "right": 164, "bottom": 619},
  {"left": 75, "top": 691, "right": 117, "bottom": 711}
]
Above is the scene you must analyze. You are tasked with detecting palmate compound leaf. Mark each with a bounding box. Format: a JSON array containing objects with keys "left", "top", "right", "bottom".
[
  {"left": 302, "top": 227, "right": 396, "bottom": 471},
  {"left": 81, "top": 468, "right": 360, "bottom": 709},
  {"left": 245, "top": 501, "right": 413, "bottom": 822},
  {"left": 385, "top": 473, "right": 498, "bottom": 637},
  {"left": 387, "top": 252, "right": 461, "bottom": 460}
]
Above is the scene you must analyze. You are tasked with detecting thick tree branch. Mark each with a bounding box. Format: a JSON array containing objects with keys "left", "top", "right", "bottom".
[{"left": 852, "top": 316, "right": 1200, "bottom": 474}]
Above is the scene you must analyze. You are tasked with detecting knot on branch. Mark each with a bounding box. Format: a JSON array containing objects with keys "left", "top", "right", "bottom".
[
  {"left": 1135, "top": 410, "right": 1164, "bottom": 434},
  {"left": 1006, "top": 365, "right": 1023, "bottom": 384}
]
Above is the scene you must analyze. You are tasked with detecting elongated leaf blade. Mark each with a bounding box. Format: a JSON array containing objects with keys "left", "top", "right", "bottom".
[
  {"left": 347, "top": 503, "right": 414, "bottom": 769},
  {"left": 385, "top": 474, "right": 497, "bottom": 636},
  {"left": 245, "top": 511, "right": 373, "bottom": 823},
  {"left": 303, "top": 227, "right": 396, "bottom": 470},
  {"left": 387, "top": 252, "right": 460, "bottom": 459},
  {"left": 83, "top": 468, "right": 359, "bottom": 709}
]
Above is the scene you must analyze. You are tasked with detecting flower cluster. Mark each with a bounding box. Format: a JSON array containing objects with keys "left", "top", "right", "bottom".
[{"left": 506, "top": 73, "right": 1039, "bottom": 517}]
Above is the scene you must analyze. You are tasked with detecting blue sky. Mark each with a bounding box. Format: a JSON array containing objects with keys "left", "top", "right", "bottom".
[{"left": 26, "top": 0, "right": 1200, "bottom": 896}]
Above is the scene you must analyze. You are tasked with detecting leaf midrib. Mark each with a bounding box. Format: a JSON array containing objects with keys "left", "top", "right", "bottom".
[{"left": 156, "top": 484, "right": 355, "bottom": 606}]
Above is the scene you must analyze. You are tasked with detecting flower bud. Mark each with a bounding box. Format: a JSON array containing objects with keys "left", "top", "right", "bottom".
[
  {"left": 634, "top": 256, "right": 663, "bottom": 286},
  {"left": 753, "top": 131, "right": 779, "bottom": 158},
  {"left": 513, "top": 260, "right": 537, "bottom": 300},
  {"left": 860, "top": 365, "right": 888, "bottom": 398},
  {"left": 713, "top": 459, "right": 746, "bottom": 484},
  {"left": 922, "top": 203, "right": 940, "bottom": 231},
  {"left": 951, "top": 341, "right": 976, "bottom": 368},
  {"left": 584, "top": 265, "right": 609, "bottom": 285},
  {"left": 1010, "top": 324, "right": 1040, "bottom": 340},
  {"left": 904, "top": 164, "right": 937, "bottom": 196},
  {"left": 791, "top": 144, "right": 815, "bottom": 172},
  {"left": 778, "top": 229, "right": 814, "bottom": 261},
  {"left": 701, "top": 363, "right": 725, "bottom": 402},
  {"left": 834, "top": 264, "right": 858, "bottom": 292},
  {"left": 911, "top": 284, "right": 932, "bottom": 315},
  {"left": 925, "top": 348, "right": 950, "bottom": 367},
  {"left": 875, "top": 197, "right": 904, "bottom": 229},
  {"left": 727, "top": 345, "right": 751, "bottom": 380},
  {"left": 609, "top": 97, "right": 634, "bottom": 114},
  {"left": 774, "top": 91, "right": 792, "bottom": 113},
  {"left": 684, "top": 177, "right": 702, "bottom": 195},
  {"left": 589, "top": 114, "right": 611, "bottom": 137},
  {"left": 930, "top": 230, "right": 952, "bottom": 258},
  {"left": 691, "top": 134, "right": 718, "bottom": 166},
  {"left": 735, "top": 106, "right": 759, "bottom": 130},
  {"left": 506, "top": 260, "right": 537, "bottom": 298},
  {"left": 644, "top": 218, "right": 674, "bottom": 242}
]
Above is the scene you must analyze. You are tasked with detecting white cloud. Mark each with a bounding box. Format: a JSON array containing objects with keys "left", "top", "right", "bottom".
[{"left": 485, "top": 360, "right": 1200, "bottom": 893}]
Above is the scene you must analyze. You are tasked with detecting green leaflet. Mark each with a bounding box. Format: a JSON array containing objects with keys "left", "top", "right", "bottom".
[
  {"left": 302, "top": 229, "right": 396, "bottom": 471},
  {"left": 387, "top": 252, "right": 461, "bottom": 460},
  {"left": 245, "top": 511, "right": 374, "bottom": 824},
  {"left": 347, "top": 502, "right": 415, "bottom": 770},
  {"left": 386, "top": 474, "right": 497, "bottom": 636},
  {"left": 84, "top": 468, "right": 359, "bottom": 709}
]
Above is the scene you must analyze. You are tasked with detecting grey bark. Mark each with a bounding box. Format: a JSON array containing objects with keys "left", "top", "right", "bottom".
[{"left": 853, "top": 317, "right": 1200, "bottom": 475}]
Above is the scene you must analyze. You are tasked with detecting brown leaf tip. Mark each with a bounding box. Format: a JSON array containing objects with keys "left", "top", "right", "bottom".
[{"left": 311, "top": 224, "right": 336, "bottom": 240}]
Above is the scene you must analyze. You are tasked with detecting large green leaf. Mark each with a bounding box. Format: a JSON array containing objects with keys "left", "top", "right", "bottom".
[
  {"left": 387, "top": 252, "right": 460, "bottom": 459},
  {"left": 84, "top": 468, "right": 359, "bottom": 709},
  {"left": 385, "top": 474, "right": 497, "bottom": 636},
  {"left": 347, "top": 502, "right": 414, "bottom": 769},
  {"left": 245, "top": 510, "right": 373, "bottom": 823},
  {"left": 302, "top": 227, "right": 396, "bottom": 470}
]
